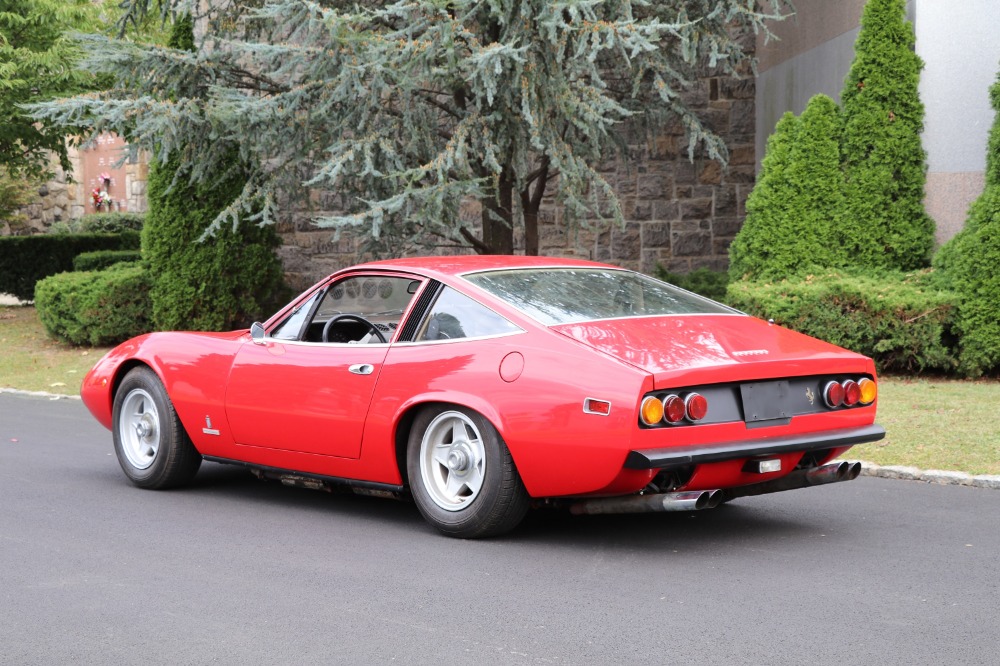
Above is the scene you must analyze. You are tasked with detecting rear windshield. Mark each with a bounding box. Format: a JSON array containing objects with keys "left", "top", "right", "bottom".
[{"left": 463, "top": 268, "right": 736, "bottom": 325}]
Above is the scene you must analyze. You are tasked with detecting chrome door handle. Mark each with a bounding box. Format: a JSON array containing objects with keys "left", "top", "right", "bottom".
[{"left": 349, "top": 364, "right": 375, "bottom": 375}]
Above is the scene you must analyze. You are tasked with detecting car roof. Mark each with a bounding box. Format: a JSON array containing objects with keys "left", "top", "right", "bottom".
[{"left": 352, "top": 255, "right": 618, "bottom": 280}]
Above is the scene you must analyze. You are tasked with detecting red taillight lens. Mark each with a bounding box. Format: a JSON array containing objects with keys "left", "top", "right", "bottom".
[
  {"left": 842, "top": 380, "right": 861, "bottom": 406},
  {"left": 824, "top": 381, "right": 844, "bottom": 408},
  {"left": 663, "top": 394, "right": 686, "bottom": 423},
  {"left": 685, "top": 393, "right": 708, "bottom": 421}
]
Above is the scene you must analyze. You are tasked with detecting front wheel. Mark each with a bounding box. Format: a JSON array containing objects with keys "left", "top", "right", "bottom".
[
  {"left": 407, "top": 406, "right": 529, "bottom": 538},
  {"left": 112, "top": 366, "right": 201, "bottom": 489}
]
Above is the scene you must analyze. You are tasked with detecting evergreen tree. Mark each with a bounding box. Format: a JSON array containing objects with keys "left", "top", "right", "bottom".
[
  {"left": 143, "top": 15, "right": 283, "bottom": 332},
  {"left": 729, "top": 112, "right": 798, "bottom": 281},
  {"left": 840, "top": 0, "right": 934, "bottom": 271},
  {"left": 933, "top": 72, "right": 1000, "bottom": 376},
  {"left": 0, "top": 0, "right": 102, "bottom": 178},
  {"left": 729, "top": 95, "right": 845, "bottom": 280},
  {"left": 33, "top": 0, "right": 791, "bottom": 255}
]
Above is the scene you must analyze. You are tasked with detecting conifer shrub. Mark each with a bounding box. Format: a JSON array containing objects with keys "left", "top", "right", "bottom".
[
  {"left": 34, "top": 263, "right": 152, "bottom": 346},
  {"left": 932, "top": 72, "right": 1000, "bottom": 376},
  {"left": 726, "top": 269, "right": 958, "bottom": 374},
  {"left": 729, "top": 95, "right": 846, "bottom": 281},
  {"left": 655, "top": 266, "right": 731, "bottom": 303},
  {"left": 72, "top": 249, "right": 142, "bottom": 272},
  {"left": 840, "top": 0, "right": 934, "bottom": 271},
  {"left": 144, "top": 155, "right": 284, "bottom": 332}
]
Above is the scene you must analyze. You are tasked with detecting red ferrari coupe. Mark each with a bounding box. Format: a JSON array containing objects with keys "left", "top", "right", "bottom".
[{"left": 81, "top": 256, "right": 884, "bottom": 537}]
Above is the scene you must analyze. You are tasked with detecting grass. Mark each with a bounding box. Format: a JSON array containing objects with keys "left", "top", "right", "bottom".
[
  {"left": 862, "top": 378, "right": 1000, "bottom": 475},
  {"left": 0, "top": 305, "right": 111, "bottom": 395},
  {"left": 2, "top": 304, "right": 998, "bottom": 475}
]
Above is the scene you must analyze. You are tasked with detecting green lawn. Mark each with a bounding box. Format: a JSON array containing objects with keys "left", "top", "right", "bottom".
[
  {"left": 2, "top": 304, "right": 997, "bottom": 474},
  {"left": 864, "top": 377, "right": 1000, "bottom": 475},
  {"left": 0, "top": 305, "right": 109, "bottom": 395}
]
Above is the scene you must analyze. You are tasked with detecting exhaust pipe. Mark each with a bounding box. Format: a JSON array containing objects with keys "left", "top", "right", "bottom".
[
  {"left": 722, "top": 461, "right": 862, "bottom": 502},
  {"left": 569, "top": 489, "right": 723, "bottom": 515}
]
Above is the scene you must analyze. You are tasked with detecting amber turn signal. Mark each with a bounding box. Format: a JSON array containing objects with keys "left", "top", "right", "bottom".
[
  {"left": 858, "top": 377, "right": 877, "bottom": 405},
  {"left": 640, "top": 396, "right": 665, "bottom": 425}
]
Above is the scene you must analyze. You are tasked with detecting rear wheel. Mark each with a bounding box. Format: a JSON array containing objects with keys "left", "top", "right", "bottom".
[
  {"left": 112, "top": 366, "right": 201, "bottom": 489},
  {"left": 407, "top": 406, "right": 529, "bottom": 538}
]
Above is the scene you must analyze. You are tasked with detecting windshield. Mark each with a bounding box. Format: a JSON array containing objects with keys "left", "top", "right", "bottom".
[{"left": 464, "top": 268, "right": 737, "bottom": 325}]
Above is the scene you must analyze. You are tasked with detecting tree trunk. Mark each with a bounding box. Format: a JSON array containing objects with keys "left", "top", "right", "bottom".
[
  {"left": 480, "top": 174, "right": 514, "bottom": 255},
  {"left": 523, "top": 206, "right": 539, "bottom": 256}
]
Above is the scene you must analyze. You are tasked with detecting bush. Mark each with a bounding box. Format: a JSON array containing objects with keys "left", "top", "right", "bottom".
[
  {"left": 0, "top": 232, "right": 141, "bottom": 301},
  {"left": 34, "top": 263, "right": 153, "bottom": 346},
  {"left": 49, "top": 212, "right": 146, "bottom": 235},
  {"left": 840, "top": 0, "right": 934, "bottom": 271},
  {"left": 932, "top": 72, "right": 1000, "bottom": 376},
  {"left": 656, "top": 266, "right": 731, "bottom": 303},
  {"left": 726, "top": 269, "right": 958, "bottom": 374},
  {"left": 729, "top": 95, "right": 846, "bottom": 281},
  {"left": 72, "top": 249, "right": 143, "bottom": 272}
]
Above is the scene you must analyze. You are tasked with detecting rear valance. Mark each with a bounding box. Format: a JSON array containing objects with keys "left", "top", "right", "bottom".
[{"left": 625, "top": 424, "right": 886, "bottom": 470}]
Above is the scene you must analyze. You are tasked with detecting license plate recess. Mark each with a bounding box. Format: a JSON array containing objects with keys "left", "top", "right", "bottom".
[{"left": 740, "top": 380, "right": 791, "bottom": 423}]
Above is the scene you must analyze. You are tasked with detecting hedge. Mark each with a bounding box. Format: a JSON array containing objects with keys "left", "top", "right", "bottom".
[
  {"left": 656, "top": 266, "right": 731, "bottom": 303},
  {"left": 73, "top": 249, "right": 143, "bottom": 272},
  {"left": 34, "top": 263, "right": 152, "bottom": 346},
  {"left": 48, "top": 212, "right": 145, "bottom": 235},
  {"left": 0, "top": 232, "right": 141, "bottom": 301},
  {"left": 726, "top": 269, "right": 958, "bottom": 374}
]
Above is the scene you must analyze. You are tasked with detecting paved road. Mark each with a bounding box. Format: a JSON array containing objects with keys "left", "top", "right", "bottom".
[{"left": 2, "top": 392, "right": 998, "bottom": 665}]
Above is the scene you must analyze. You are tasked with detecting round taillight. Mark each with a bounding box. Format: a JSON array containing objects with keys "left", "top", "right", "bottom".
[
  {"left": 823, "top": 381, "right": 844, "bottom": 408},
  {"left": 842, "top": 380, "right": 861, "bottom": 406},
  {"left": 685, "top": 393, "right": 708, "bottom": 422},
  {"left": 663, "top": 394, "right": 686, "bottom": 424},
  {"left": 858, "top": 377, "right": 877, "bottom": 405},
  {"left": 640, "top": 396, "right": 664, "bottom": 425}
]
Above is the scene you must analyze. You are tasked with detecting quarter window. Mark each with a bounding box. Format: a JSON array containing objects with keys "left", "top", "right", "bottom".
[{"left": 416, "top": 287, "right": 521, "bottom": 341}]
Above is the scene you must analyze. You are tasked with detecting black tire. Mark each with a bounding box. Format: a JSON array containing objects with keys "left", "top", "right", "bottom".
[
  {"left": 112, "top": 366, "right": 201, "bottom": 489},
  {"left": 407, "top": 405, "right": 529, "bottom": 538}
]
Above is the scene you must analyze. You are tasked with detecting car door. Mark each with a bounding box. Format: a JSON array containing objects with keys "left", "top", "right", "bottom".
[{"left": 224, "top": 273, "right": 420, "bottom": 459}]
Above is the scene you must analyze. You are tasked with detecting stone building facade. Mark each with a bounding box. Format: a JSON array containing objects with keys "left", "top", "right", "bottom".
[{"left": 8, "top": 137, "right": 149, "bottom": 236}]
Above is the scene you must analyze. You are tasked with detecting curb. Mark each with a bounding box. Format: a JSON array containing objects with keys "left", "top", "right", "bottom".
[
  {"left": 855, "top": 460, "right": 1000, "bottom": 490},
  {"left": 3, "top": 389, "right": 998, "bottom": 490},
  {"left": 0, "top": 387, "right": 80, "bottom": 400}
]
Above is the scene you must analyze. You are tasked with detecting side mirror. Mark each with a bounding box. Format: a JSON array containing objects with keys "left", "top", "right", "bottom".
[{"left": 250, "top": 322, "right": 266, "bottom": 344}]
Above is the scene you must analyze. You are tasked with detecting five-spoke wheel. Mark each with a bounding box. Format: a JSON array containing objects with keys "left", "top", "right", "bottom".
[
  {"left": 118, "top": 388, "right": 161, "bottom": 470},
  {"left": 112, "top": 367, "right": 201, "bottom": 489},
  {"left": 407, "top": 405, "right": 529, "bottom": 538}
]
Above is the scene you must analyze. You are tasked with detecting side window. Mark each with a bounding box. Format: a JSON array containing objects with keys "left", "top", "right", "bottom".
[
  {"left": 416, "top": 287, "right": 521, "bottom": 341},
  {"left": 271, "top": 291, "right": 321, "bottom": 341}
]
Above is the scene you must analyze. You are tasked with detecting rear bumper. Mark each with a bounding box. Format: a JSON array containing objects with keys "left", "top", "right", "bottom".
[{"left": 624, "top": 423, "right": 886, "bottom": 470}]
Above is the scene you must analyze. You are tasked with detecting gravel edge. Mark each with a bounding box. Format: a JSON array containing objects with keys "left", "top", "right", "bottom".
[{"left": 4, "top": 388, "right": 997, "bottom": 490}]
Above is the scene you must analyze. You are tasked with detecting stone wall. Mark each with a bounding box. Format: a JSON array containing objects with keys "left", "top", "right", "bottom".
[{"left": 274, "top": 69, "right": 756, "bottom": 290}]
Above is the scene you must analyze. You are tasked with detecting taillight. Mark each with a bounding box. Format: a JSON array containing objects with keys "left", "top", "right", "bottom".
[
  {"left": 823, "top": 381, "right": 844, "bottom": 408},
  {"left": 663, "top": 394, "right": 686, "bottom": 424},
  {"left": 640, "top": 396, "right": 664, "bottom": 425},
  {"left": 842, "top": 380, "right": 861, "bottom": 406},
  {"left": 858, "top": 377, "right": 877, "bottom": 405},
  {"left": 685, "top": 393, "right": 708, "bottom": 422}
]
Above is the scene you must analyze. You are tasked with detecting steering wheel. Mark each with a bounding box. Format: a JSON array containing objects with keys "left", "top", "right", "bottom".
[{"left": 321, "top": 314, "right": 387, "bottom": 344}]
